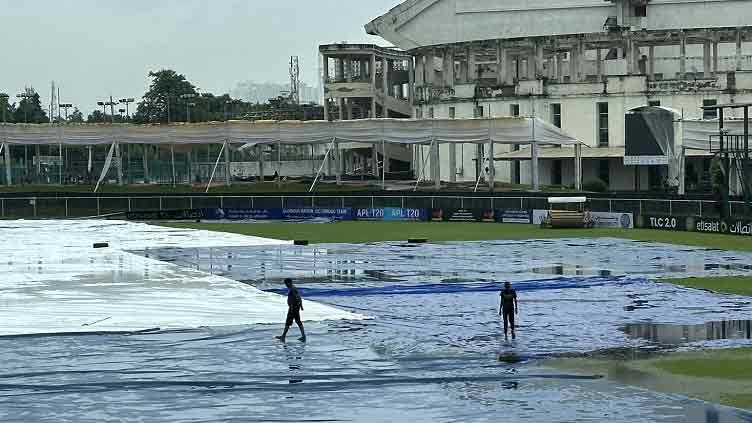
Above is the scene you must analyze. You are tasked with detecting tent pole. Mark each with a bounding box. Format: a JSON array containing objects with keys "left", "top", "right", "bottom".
[
  {"left": 574, "top": 143, "right": 582, "bottom": 191},
  {"left": 171, "top": 144, "right": 176, "bottom": 187},
  {"left": 413, "top": 138, "right": 434, "bottom": 191},
  {"left": 276, "top": 141, "right": 281, "bottom": 188},
  {"left": 205, "top": 142, "right": 226, "bottom": 193},
  {"left": 382, "top": 138, "right": 386, "bottom": 190},
  {"left": 224, "top": 140, "right": 231, "bottom": 187},
  {"left": 335, "top": 141, "right": 341, "bottom": 185},
  {"left": 678, "top": 147, "right": 686, "bottom": 195},
  {"left": 531, "top": 118, "right": 540, "bottom": 191},
  {"left": 3, "top": 143, "right": 11, "bottom": 186},
  {"left": 474, "top": 157, "right": 488, "bottom": 193},
  {"left": 309, "top": 139, "right": 335, "bottom": 193},
  {"left": 58, "top": 143, "right": 63, "bottom": 185}
]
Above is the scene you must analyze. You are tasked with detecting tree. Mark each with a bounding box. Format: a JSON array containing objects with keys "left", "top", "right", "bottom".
[
  {"left": 12, "top": 88, "right": 48, "bottom": 124},
  {"left": 68, "top": 108, "right": 84, "bottom": 123},
  {"left": 87, "top": 110, "right": 106, "bottom": 123},
  {"left": 0, "top": 93, "right": 15, "bottom": 123},
  {"left": 133, "top": 69, "right": 197, "bottom": 123}
]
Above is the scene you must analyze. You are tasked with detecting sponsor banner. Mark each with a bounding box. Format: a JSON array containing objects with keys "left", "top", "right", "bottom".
[
  {"left": 590, "top": 212, "right": 634, "bottom": 229},
  {"left": 498, "top": 210, "right": 532, "bottom": 224},
  {"left": 203, "top": 208, "right": 353, "bottom": 221},
  {"left": 448, "top": 208, "right": 482, "bottom": 222},
  {"left": 533, "top": 210, "right": 634, "bottom": 229},
  {"left": 624, "top": 155, "right": 669, "bottom": 166},
  {"left": 642, "top": 215, "right": 687, "bottom": 231},
  {"left": 126, "top": 209, "right": 205, "bottom": 221},
  {"left": 694, "top": 218, "right": 752, "bottom": 236},
  {"left": 354, "top": 208, "right": 428, "bottom": 222}
]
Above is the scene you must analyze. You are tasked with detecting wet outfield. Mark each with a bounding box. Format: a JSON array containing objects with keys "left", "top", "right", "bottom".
[{"left": 2, "top": 228, "right": 752, "bottom": 422}]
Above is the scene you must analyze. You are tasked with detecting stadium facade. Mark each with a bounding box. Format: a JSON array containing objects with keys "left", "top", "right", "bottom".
[{"left": 362, "top": 0, "right": 752, "bottom": 192}]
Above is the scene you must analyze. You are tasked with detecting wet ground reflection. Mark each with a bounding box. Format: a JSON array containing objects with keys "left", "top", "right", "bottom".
[{"left": 623, "top": 320, "right": 752, "bottom": 345}]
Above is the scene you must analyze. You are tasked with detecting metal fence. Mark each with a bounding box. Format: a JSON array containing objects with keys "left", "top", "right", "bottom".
[{"left": 0, "top": 195, "right": 748, "bottom": 219}]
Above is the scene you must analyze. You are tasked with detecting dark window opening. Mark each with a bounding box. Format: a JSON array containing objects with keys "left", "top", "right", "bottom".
[
  {"left": 474, "top": 106, "right": 484, "bottom": 118},
  {"left": 551, "top": 103, "right": 562, "bottom": 128},
  {"left": 703, "top": 99, "right": 718, "bottom": 120},
  {"left": 553, "top": 160, "right": 563, "bottom": 186},
  {"left": 599, "top": 159, "right": 610, "bottom": 185},
  {"left": 510, "top": 104, "right": 519, "bottom": 117},
  {"left": 449, "top": 107, "right": 456, "bottom": 119},
  {"left": 597, "top": 102, "right": 609, "bottom": 147},
  {"left": 648, "top": 100, "right": 661, "bottom": 107},
  {"left": 635, "top": 5, "right": 647, "bottom": 17}
]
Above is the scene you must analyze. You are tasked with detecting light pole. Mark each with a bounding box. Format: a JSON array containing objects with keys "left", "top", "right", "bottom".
[
  {"left": 118, "top": 98, "right": 135, "bottom": 119},
  {"left": 97, "top": 97, "right": 118, "bottom": 123},
  {"left": 16, "top": 91, "right": 33, "bottom": 123},
  {"left": 58, "top": 103, "right": 72, "bottom": 121},
  {"left": 180, "top": 93, "right": 196, "bottom": 122}
]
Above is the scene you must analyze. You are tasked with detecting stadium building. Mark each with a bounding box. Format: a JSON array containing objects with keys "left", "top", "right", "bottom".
[{"left": 361, "top": 0, "right": 752, "bottom": 192}]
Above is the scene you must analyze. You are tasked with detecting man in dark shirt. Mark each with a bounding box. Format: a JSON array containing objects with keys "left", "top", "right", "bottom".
[
  {"left": 277, "top": 278, "right": 306, "bottom": 343},
  {"left": 499, "top": 281, "right": 519, "bottom": 340}
]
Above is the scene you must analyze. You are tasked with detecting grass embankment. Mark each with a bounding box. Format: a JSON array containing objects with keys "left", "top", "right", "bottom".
[
  {"left": 553, "top": 349, "right": 752, "bottom": 409},
  {"left": 165, "top": 220, "right": 752, "bottom": 409}
]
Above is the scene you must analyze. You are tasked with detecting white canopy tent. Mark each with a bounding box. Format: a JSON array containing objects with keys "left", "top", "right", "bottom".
[{"left": 0, "top": 117, "right": 580, "bottom": 191}]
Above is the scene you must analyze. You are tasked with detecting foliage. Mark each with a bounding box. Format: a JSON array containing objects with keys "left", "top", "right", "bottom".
[
  {"left": 68, "top": 108, "right": 85, "bottom": 123},
  {"left": 710, "top": 157, "right": 725, "bottom": 194},
  {"left": 0, "top": 93, "right": 15, "bottom": 123},
  {"left": 132, "top": 70, "right": 198, "bottom": 123},
  {"left": 582, "top": 178, "right": 608, "bottom": 192},
  {"left": 12, "top": 88, "right": 48, "bottom": 124},
  {"left": 87, "top": 110, "right": 107, "bottom": 123}
]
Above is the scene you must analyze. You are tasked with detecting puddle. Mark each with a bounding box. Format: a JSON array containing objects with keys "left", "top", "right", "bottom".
[{"left": 623, "top": 320, "right": 752, "bottom": 345}]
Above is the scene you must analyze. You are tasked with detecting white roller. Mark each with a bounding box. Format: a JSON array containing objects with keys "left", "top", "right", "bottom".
[{"left": 548, "top": 196, "right": 587, "bottom": 204}]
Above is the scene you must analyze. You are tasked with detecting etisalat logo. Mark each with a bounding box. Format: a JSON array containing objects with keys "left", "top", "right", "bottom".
[{"left": 696, "top": 219, "right": 752, "bottom": 235}]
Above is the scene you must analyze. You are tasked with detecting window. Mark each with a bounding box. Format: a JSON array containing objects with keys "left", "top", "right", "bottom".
[
  {"left": 597, "top": 102, "right": 609, "bottom": 147},
  {"left": 703, "top": 99, "right": 718, "bottom": 120},
  {"left": 599, "top": 159, "right": 610, "bottom": 185},
  {"left": 428, "top": 107, "right": 434, "bottom": 119},
  {"left": 510, "top": 104, "right": 520, "bottom": 117},
  {"left": 449, "top": 107, "right": 456, "bottom": 119},
  {"left": 415, "top": 108, "right": 423, "bottom": 119},
  {"left": 473, "top": 106, "right": 484, "bottom": 118},
  {"left": 648, "top": 100, "right": 661, "bottom": 107},
  {"left": 552, "top": 160, "right": 563, "bottom": 186},
  {"left": 551, "top": 103, "right": 562, "bottom": 128},
  {"left": 634, "top": 5, "right": 647, "bottom": 17}
]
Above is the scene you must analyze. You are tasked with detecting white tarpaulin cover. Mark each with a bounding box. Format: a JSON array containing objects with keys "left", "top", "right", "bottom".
[
  {"left": 0, "top": 117, "right": 579, "bottom": 147},
  {"left": 0, "top": 220, "right": 362, "bottom": 336},
  {"left": 682, "top": 119, "right": 748, "bottom": 151}
]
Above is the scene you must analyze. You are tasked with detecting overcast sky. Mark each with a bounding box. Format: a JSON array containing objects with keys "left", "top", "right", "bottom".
[{"left": 2, "top": 0, "right": 399, "bottom": 115}]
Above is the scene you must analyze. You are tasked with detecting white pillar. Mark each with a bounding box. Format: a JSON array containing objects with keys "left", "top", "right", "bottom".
[
  {"left": 713, "top": 40, "right": 719, "bottom": 75},
  {"left": 569, "top": 46, "right": 578, "bottom": 82},
  {"left": 444, "top": 47, "right": 455, "bottom": 87},
  {"left": 142, "top": 144, "right": 150, "bottom": 183},
  {"left": 625, "top": 39, "right": 634, "bottom": 75},
  {"left": 382, "top": 57, "right": 389, "bottom": 99},
  {"left": 574, "top": 143, "right": 582, "bottom": 191},
  {"left": 449, "top": 144, "right": 457, "bottom": 182},
  {"left": 334, "top": 142, "right": 341, "bottom": 185},
  {"left": 596, "top": 48, "right": 603, "bottom": 81},
  {"left": 736, "top": 30, "right": 743, "bottom": 71},
  {"left": 535, "top": 42, "right": 544, "bottom": 79},
  {"left": 467, "top": 44, "right": 476, "bottom": 82},
  {"left": 383, "top": 143, "right": 390, "bottom": 174},
  {"left": 531, "top": 142, "right": 540, "bottom": 191},
  {"left": 409, "top": 58, "right": 415, "bottom": 108},
  {"left": 338, "top": 98, "right": 345, "bottom": 121},
  {"left": 703, "top": 41, "right": 712, "bottom": 78},
  {"left": 648, "top": 45, "right": 655, "bottom": 80},
  {"left": 3, "top": 143, "right": 11, "bottom": 186},
  {"left": 372, "top": 144, "right": 379, "bottom": 177},
  {"left": 371, "top": 54, "right": 378, "bottom": 118},
  {"left": 496, "top": 41, "right": 506, "bottom": 86},
  {"left": 680, "top": 34, "right": 687, "bottom": 78},
  {"left": 678, "top": 148, "right": 686, "bottom": 195},
  {"left": 432, "top": 141, "right": 441, "bottom": 190},
  {"left": 488, "top": 141, "right": 495, "bottom": 191},
  {"left": 557, "top": 53, "right": 565, "bottom": 83}
]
